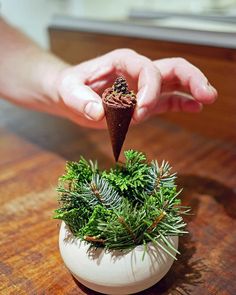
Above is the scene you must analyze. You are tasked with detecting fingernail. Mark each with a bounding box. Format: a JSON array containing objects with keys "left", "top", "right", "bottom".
[
  {"left": 84, "top": 102, "right": 103, "bottom": 121},
  {"left": 206, "top": 82, "right": 217, "bottom": 93},
  {"left": 209, "top": 85, "right": 217, "bottom": 94},
  {"left": 138, "top": 86, "right": 148, "bottom": 105},
  {"left": 196, "top": 84, "right": 217, "bottom": 99},
  {"left": 136, "top": 107, "right": 148, "bottom": 121}
]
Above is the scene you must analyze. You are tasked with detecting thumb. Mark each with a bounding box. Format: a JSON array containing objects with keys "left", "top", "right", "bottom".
[{"left": 58, "top": 74, "right": 104, "bottom": 121}]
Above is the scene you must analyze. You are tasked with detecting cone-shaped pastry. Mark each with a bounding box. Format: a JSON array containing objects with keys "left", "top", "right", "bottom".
[{"left": 102, "top": 77, "right": 137, "bottom": 162}]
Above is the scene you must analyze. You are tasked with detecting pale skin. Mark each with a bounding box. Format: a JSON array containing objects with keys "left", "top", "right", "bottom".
[{"left": 0, "top": 18, "right": 217, "bottom": 129}]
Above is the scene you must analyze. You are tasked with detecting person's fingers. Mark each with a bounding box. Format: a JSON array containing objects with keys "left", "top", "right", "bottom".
[
  {"left": 154, "top": 58, "right": 217, "bottom": 104},
  {"left": 107, "top": 49, "right": 162, "bottom": 122},
  {"left": 73, "top": 49, "right": 162, "bottom": 122},
  {"left": 154, "top": 92, "right": 203, "bottom": 114},
  {"left": 161, "top": 81, "right": 190, "bottom": 94},
  {"left": 57, "top": 70, "right": 104, "bottom": 121},
  {"left": 88, "top": 75, "right": 117, "bottom": 95},
  {"left": 77, "top": 61, "right": 115, "bottom": 86}
]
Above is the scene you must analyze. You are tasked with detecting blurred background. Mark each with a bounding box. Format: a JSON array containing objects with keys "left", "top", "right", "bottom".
[{"left": 1, "top": 0, "right": 236, "bottom": 48}]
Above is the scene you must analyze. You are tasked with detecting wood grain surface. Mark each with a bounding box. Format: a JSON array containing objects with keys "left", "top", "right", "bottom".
[{"left": 0, "top": 97, "right": 235, "bottom": 294}]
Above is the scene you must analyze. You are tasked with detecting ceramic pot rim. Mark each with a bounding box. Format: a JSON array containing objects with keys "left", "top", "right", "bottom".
[{"left": 61, "top": 221, "right": 178, "bottom": 254}]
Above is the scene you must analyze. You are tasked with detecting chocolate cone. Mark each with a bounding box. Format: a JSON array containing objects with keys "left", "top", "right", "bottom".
[
  {"left": 102, "top": 77, "right": 137, "bottom": 162},
  {"left": 103, "top": 102, "right": 135, "bottom": 161}
]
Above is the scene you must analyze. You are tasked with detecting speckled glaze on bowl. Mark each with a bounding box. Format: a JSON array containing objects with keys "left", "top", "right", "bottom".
[{"left": 59, "top": 221, "right": 178, "bottom": 295}]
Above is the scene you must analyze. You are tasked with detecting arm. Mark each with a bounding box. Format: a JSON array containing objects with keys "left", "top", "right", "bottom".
[
  {"left": 0, "top": 18, "right": 217, "bottom": 129},
  {"left": 0, "top": 18, "right": 68, "bottom": 115}
]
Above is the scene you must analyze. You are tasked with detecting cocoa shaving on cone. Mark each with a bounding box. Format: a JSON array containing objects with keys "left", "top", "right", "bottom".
[{"left": 102, "top": 77, "right": 137, "bottom": 162}]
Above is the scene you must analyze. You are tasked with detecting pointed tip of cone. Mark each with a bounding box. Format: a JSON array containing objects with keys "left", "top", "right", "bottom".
[
  {"left": 113, "top": 141, "right": 123, "bottom": 162},
  {"left": 114, "top": 154, "right": 119, "bottom": 162},
  {"left": 103, "top": 102, "right": 135, "bottom": 162}
]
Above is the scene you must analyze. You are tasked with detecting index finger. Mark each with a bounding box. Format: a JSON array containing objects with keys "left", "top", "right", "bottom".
[{"left": 107, "top": 49, "right": 162, "bottom": 121}]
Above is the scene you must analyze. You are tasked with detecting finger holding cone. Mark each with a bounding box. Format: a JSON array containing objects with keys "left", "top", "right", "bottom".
[{"left": 102, "top": 77, "right": 137, "bottom": 162}]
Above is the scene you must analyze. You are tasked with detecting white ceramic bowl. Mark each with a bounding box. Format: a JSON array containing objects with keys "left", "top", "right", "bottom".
[{"left": 59, "top": 221, "right": 178, "bottom": 295}]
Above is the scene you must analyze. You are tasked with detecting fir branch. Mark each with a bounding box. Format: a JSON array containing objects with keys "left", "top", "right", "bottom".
[
  {"left": 56, "top": 188, "right": 87, "bottom": 210},
  {"left": 147, "top": 211, "right": 166, "bottom": 233},
  {"left": 117, "top": 216, "right": 137, "bottom": 243},
  {"left": 80, "top": 174, "right": 122, "bottom": 210},
  {"left": 56, "top": 156, "right": 99, "bottom": 210},
  {"left": 83, "top": 235, "right": 105, "bottom": 244},
  {"left": 53, "top": 207, "right": 90, "bottom": 235},
  {"left": 80, "top": 205, "right": 112, "bottom": 238},
  {"left": 124, "top": 150, "right": 147, "bottom": 172},
  {"left": 144, "top": 232, "right": 177, "bottom": 260},
  {"left": 159, "top": 232, "right": 180, "bottom": 255},
  {"left": 60, "top": 157, "right": 98, "bottom": 185},
  {"left": 146, "top": 160, "right": 177, "bottom": 193}
]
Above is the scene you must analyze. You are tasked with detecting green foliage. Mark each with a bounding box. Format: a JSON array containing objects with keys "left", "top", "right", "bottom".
[
  {"left": 56, "top": 187, "right": 87, "bottom": 211},
  {"left": 146, "top": 160, "right": 177, "bottom": 193},
  {"left": 53, "top": 207, "right": 91, "bottom": 235},
  {"left": 79, "top": 205, "right": 112, "bottom": 238},
  {"left": 60, "top": 157, "right": 98, "bottom": 186},
  {"left": 103, "top": 150, "right": 150, "bottom": 197},
  {"left": 79, "top": 174, "right": 123, "bottom": 209},
  {"left": 54, "top": 150, "right": 190, "bottom": 258}
]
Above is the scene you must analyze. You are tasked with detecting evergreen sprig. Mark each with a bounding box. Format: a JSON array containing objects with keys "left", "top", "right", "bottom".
[
  {"left": 146, "top": 160, "right": 177, "bottom": 193},
  {"left": 102, "top": 150, "right": 150, "bottom": 197},
  {"left": 54, "top": 150, "right": 189, "bottom": 259},
  {"left": 79, "top": 174, "right": 123, "bottom": 210},
  {"left": 60, "top": 157, "right": 98, "bottom": 186}
]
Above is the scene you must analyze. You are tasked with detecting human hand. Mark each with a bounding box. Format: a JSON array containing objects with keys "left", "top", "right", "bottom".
[
  {"left": 151, "top": 57, "right": 217, "bottom": 116},
  {"left": 52, "top": 49, "right": 217, "bottom": 128},
  {"left": 53, "top": 48, "right": 160, "bottom": 128}
]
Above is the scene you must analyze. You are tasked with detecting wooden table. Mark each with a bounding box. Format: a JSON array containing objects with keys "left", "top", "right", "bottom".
[{"left": 0, "top": 97, "right": 235, "bottom": 295}]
